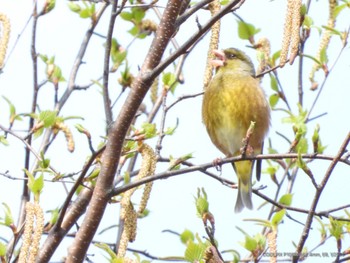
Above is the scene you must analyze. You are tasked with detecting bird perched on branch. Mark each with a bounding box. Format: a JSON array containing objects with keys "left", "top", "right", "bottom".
[{"left": 202, "top": 48, "right": 270, "bottom": 212}]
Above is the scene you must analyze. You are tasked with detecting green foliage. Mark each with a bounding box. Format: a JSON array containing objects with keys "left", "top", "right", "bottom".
[
  {"left": 220, "top": 0, "right": 230, "bottom": 5},
  {"left": 75, "top": 123, "right": 91, "bottom": 138},
  {"left": 94, "top": 242, "right": 118, "bottom": 262},
  {"left": 271, "top": 50, "right": 281, "bottom": 67},
  {"left": 271, "top": 209, "right": 286, "bottom": 228},
  {"left": 278, "top": 194, "right": 293, "bottom": 206},
  {"left": 0, "top": 135, "right": 9, "bottom": 146},
  {"left": 47, "top": 207, "right": 60, "bottom": 226},
  {"left": 120, "top": 7, "right": 148, "bottom": 38},
  {"left": 24, "top": 169, "right": 44, "bottom": 201},
  {"left": 195, "top": 188, "right": 209, "bottom": 217},
  {"left": 238, "top": 232, "right": 266, "bottom": 254},
  {"left": 168, "top": 153, "right": 193, "bottom": 170},
  {"left": 162, "top": 72, "right": 179, "bottom": 93},
  {"left": 237, "top": 20, "right": 261, "bottom": 40},
  {"left": 0, "top": 242, "right": 6, "bottom": 257},
  {"left": 184, "top": 235, "right": 209, "bottom": 263},
  {"left": 39, "top": 152, "right": 51, "bottom": 169},
  {"left": 135, "top": 122, "right": 157, "bottom": 139},
  {"left": 328, "top": 217, "right": 344, "bottom": 240},
  {"left": 39, "top": 54, "right": 66, "bottom": 83},
  {"left": 68, "top": 1, "right": 96, "bottom": 19},
  {"left": 302, "top": 15, "right": 314, "bottom": 29},
  {"left": 269, "top": 93, "right": 279, "bottom": 108},
  {"left": 333, "top": 1, "right": 350, "bottom": 18},
  {"left": 315, "top": 217, "right": 327, "bottom": 241},
  {"left": 1, "top": 203, "right": 14, "bottom": 227},
  {"left": 123, "top": 140, "right": 138, "bottom": 159},
  {"left": 43, "top": 0, "right": 56, "bottom": 14},
  {"left": 180, "top": 229, "right": 195, "bottom": 245},
  {"left": 38, "top": 110, "right": 57, "bottom": 128},
  {"left": 283, "top": 105, "right": 309, "bottom": 153},
  {"left": 110, "top": 38, "right": 127, "bottom": 71},
  {"left": 2, "top": 96, "right": 22, "bottom": 124}
]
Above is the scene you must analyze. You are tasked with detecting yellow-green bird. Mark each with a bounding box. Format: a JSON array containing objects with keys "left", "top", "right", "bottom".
[{"left": 202, "top": 48, "right": 270, "bottom": 213}]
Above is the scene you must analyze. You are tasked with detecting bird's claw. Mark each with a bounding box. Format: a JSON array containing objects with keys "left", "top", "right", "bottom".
[{"left": 212, "top": 158, "right": 223, "bottom": 173}]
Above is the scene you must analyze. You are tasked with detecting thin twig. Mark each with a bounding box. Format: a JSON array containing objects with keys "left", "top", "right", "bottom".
[{"left": 295, "top": 132, "right": 350, "bottom": 262}]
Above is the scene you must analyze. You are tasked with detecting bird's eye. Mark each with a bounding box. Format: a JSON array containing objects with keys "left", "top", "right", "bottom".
[{"left": 226, "top": 53, "right": 236, "bottom": 59}]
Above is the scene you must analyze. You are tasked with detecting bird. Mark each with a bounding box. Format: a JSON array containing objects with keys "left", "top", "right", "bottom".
[{"left": 202, "top": 48, "right": 270, "bottom": 213}]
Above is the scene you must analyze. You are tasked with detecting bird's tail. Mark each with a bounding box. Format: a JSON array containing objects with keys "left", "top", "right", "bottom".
[{"left": 232, "top": 160, "right": 253, "bottom": 213}]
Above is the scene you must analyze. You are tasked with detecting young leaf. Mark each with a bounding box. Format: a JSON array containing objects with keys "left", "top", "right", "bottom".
[
  {"left": 0, "top": 242, "right": 6, "bottom": 257},
  {"left": 2, "top": 203, "right": 14, "bottom": 226},
  {"left": 39, "top": 110, "right": 57, "bottom": 127},
  {"left": 278, "top": 194, "right": 293, "bottom": 206},
  {"left": 269, "top": 94, "right": 279, "bottom": 108},
  {"left": 237, "top": 21, "right": 261, "bottom": 40},
  {"left": 271, "top": 209, "right": 286, "bottom": 228},
  {"left": 180, "top": 229, "right": 195, "bottom": 245},
  {"left": 184, "top": 240, "right": 206, "bottom": 262},
  {"left": 243, "top": 235, "right": 257, "bottom": 252},
  {"left": 195, "top": 188, "right": 209, "bottom": 217}
]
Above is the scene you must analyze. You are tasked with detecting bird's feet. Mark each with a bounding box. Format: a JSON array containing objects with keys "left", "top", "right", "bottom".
[{"left": 212, "top": 157, "right": 223, "bottom": 173}]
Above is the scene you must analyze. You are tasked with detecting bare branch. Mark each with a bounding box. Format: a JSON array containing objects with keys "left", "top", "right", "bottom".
[{"left": 295, "top": 132, "right": 350, "bottom": 261}]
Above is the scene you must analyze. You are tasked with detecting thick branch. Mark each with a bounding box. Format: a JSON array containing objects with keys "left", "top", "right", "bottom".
[{"left": 66, "top": 1, "right": 183, "bottom": 261}]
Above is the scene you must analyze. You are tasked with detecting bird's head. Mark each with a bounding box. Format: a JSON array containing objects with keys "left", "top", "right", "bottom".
[{"left": 212, "top": 48, "right": 256, "bottom": 76}]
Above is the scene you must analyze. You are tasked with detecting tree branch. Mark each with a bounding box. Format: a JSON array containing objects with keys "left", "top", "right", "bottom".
[
  {"left": 66, "top": 1, "right": 183, "bottom": 261},
  {"left": 295, "top": 132, "right": 350, "bottom": 262}
]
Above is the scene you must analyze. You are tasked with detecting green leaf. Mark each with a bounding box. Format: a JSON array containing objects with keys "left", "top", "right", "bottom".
[
  {"left": 67, "top": 2, "right": 81, "bottom": 13},
  {"left": 184, "top": 240, "right": 207, "bottom": 262},
  {"left": 48, "top": 208, "right": 60, "bottom": 225},
  {"left": 269, "top": 94, "right": 279, "bottom": 108},
  {"left": 39, "top": 152, "right": 50, "bottom": 169},
  {"left": 302, "top": 15, "right": 313, "bottom": 29},
  {"left": 271, "top": 50, "right": 281, "bottom": 66},
  {"left": 140, "top": 122, "right": 157, "bottom": 139},
  {"left": 79, "top": 9, "right": 91, "bottom": 18},
  {"left": 44, "top": 0, "right": 56, "bottom": 14},
  {"left": 270, "top": 75, "right": 278, "bottom": 92},
  {"left": 164, "top": 125, "right": 177, "bottom": 135},
  {"left": 94, "top": 243, "right": 118, "bottom": 260},
  {"left": 2, "top": 203, "right": 14, "bottom": 226},
  {"left": 180, "top": 229, "right": 195, "bottom": 245},
  {"left": 315, "top": 217, "right": 327, "bottom": 241},
  {"left": 328, "top": 217, "right": 343, "bottom": 240},
  {"left": 120, "top": 11, "right": 133, "bottom": 21},
  {"left": 195, "top": 188, "right": 209, "bottom": 217},
  {"left": 0, "top": 135, "right": 9, "bottom": 146},
  {"left": 237, "top": 20, "right": 261, "bottom": 40},
  {"left": 334, "top": 4, "right": 347, "bottom": 18},
  {"left": 319, "top": 46, "right": 328, "bottom": 65},
  {"left": 39, "top": 110, "right": 57, "bottom": 127},
  {"left": 296, "top": 137, "right": 308, "bottom": 154},
  {"left": 132, "top": 7, "right": 145, "bottom": 22},
  {"left": 162, "top": 72, "right": 178, "bottom": 93},
  {"left": 271, "top": 209, "right": 286, "bottom": 227},
  {"left": 243, "top": 235, "right": 257, "bottom": 252},
  {"left": 322, "top": 25, "right": 341, "bottom": 36},
  {"left": 2, "top": 96, "right": 22, "bottom": 123},
  {"left": 278, "top": 194, "right": 293, "bottom": 206},
  {"left": 38, "top": 54, "right": 49, "bottom": 62},
  {"left": 0, "top": 242, "right": 6, "bottom": 257},
  {"left": 128, "top": 26, "right": 139, "bottom": 36},
  {"left": 25, "top": 169, "right": 44, "bottom": 196}
]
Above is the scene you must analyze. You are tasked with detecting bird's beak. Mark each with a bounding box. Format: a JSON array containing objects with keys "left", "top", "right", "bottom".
[{"left": 211, "top": 49, "right": 226, "bottom": 68}]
